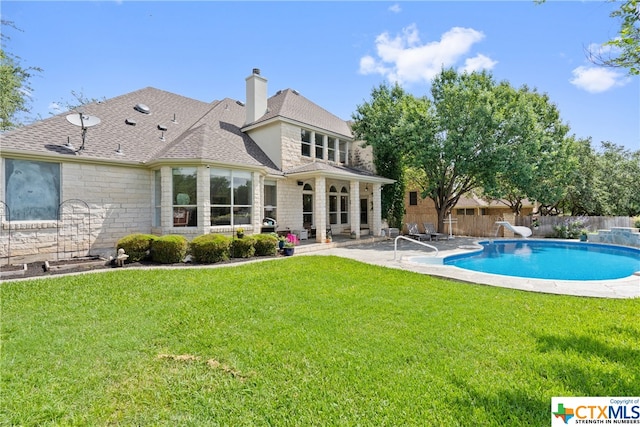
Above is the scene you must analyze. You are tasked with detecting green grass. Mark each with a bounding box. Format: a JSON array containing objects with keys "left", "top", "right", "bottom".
[{"left": 1, "top": 256, "right": 638, "bottom": 426}]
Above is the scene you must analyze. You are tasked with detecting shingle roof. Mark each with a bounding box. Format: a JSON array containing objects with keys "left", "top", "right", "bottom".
[
  {"left": 246, "top": 89, "right": 353, "bottom": 139},
  {"left": 1, "top": 87, "right": 213, "bottom": 163},
  {"left": 285, "top": 161, "right": 392, "bottom": 183},
  {"left": 152, "top": 98, "right": 280, "bottom": 173},
  {"left": 0, "top": 87, "right": 278, "bottom": 173}
]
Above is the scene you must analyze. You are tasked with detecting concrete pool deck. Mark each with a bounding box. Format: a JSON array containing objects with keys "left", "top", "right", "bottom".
[{"left": 304, "top": 237, "right": 640, "bottom": 299}]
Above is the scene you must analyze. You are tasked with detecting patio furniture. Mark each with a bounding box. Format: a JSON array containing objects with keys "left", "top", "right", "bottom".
[
  {"left": 424, "top": 223, "right": 447, "bottom": 241},
  {"left": 407, "top": 223, "right": 430, "bottom": 241}
]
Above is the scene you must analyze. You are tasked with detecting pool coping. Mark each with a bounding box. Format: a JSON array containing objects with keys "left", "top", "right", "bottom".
[{"left": 315, "top": 239, "right": 640, "bottom": 299}]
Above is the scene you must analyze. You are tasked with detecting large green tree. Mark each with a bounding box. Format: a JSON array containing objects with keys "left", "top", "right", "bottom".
[
  {"left": 0, "top": 20, "right": 41, "bottom": 130},
  {"left": 402, "top": 69, "right": 527, "bottom": 233},
  {"left": 595, "top": 142, "right": 640, "bottom": 216},
  {"left": 482, "top": 85, "right": 574, "bottom": 215},
  {"left": 351, "top": 83, "right": 407, "bottom": 228}
]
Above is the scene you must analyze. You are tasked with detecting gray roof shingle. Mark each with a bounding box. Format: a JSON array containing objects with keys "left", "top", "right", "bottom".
[
  {"left": 246, "top": 89, "right": 353, "bottom": 139},
  {"left": 0, "top": 88, "right": 278, "bottom": 173}
]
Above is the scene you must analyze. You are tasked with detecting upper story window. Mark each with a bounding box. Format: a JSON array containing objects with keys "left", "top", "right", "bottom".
[
  {"left": 301, "top": 129, "right": 311, "bottom": 157},
  {"left": 315, "top": 133, "right": 324, "bottom": 159},
  {"left": 339, "top": 140, "right": 347, "bottom": 164},
  {"left": 5, "top": 158, "right": 60, "bottom": 221},
  {"left": 409, "top": 191, "right": 418, "bottom": 206},
  {"left": 327, "top": 137, "right": 336, "bottom": 162}
]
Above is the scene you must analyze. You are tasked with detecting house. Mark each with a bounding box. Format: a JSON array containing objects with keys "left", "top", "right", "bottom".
[
  {"left": 404, "top": 190, "right": 536, "bottom": 236},
  {"left": 0, "top": 68, "right": 394, "bottom": 263}
]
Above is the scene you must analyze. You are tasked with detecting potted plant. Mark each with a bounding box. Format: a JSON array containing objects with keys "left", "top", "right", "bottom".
[
  {"left": 278, "top": 235, "right": 286, "bottom": 251},
  {"left": 283, "top": 233, "right": 299, "bottom": 256},
  {"left": 236, "top": 227, "right": 245, "bottom": 239},
  {"left": 579, "top": 229, "right": 588, "bottom": 242}
]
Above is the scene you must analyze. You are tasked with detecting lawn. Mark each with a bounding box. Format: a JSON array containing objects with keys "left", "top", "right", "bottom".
[{"left": 1, "top": 256, "right": 638, "bottom": 426}]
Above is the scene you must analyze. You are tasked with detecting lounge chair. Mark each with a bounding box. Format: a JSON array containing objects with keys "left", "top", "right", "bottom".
[
  {"left": 407, "top": 223, "right": 430, "bottom": 241},
  {"left": 424, "top": 223, "right": 448, "bottom": 241}
]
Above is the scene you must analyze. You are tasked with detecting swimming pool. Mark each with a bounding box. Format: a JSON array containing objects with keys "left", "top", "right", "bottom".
[{"left": 443, "top": 240, "right": 640, "bottom": 281}]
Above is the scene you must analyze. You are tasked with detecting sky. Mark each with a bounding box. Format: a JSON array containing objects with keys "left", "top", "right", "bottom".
[{"left": 3, "top": 1, "right": 639, "bottom": 151}]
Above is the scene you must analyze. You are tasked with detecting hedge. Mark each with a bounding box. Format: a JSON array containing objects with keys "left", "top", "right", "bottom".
[
  {"left": 190, "top": 234, "right": 231, "bottom": 264},
  {"left": 115, "top": 233, "right": 157, "bottom": 263},
  {"left": 151, "top": 235, "right": 189, "bottom": 264}
]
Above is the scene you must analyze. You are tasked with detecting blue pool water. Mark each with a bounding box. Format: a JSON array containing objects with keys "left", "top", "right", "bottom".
[{"left": 444, "top": 240, "right": 640, "bottom": 281}]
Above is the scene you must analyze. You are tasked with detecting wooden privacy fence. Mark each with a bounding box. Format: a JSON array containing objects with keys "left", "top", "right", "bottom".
[{"left": 403, "top": 214, "right": 633, "bottom": 238}]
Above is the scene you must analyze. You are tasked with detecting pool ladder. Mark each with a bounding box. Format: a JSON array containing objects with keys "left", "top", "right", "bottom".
[{"left": 394, "top": 235, "right": 438, "bottom": 260}]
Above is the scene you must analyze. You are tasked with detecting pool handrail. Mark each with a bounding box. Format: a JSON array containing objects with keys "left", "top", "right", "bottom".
[{"left": 394, "top": 235, "right": 438, "bottom": 260}]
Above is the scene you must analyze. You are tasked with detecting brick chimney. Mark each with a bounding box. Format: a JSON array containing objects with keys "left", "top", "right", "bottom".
[{"left": 245, "top": 68, "right": 267, "bottom": 125}]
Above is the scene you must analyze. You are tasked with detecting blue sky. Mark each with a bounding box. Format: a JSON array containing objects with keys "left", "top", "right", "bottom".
[{"left": 3, "top": 1, "right": 639, "bottom": 151}]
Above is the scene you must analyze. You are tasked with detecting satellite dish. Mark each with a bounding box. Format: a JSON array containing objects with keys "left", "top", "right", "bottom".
[
  {"left": 65, "top": 112, "right": 101, "bottom": 152},
  {"left": 66, "top": 113, "right": 101, "bottom": 128}
]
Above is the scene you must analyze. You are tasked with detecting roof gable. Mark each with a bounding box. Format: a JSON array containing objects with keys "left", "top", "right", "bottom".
[
  {"left": 246, "top": 89, "right": 352, "bottom": 139},
  {"left": 151, "top": 99, "right": 280, "bottom": 173}
]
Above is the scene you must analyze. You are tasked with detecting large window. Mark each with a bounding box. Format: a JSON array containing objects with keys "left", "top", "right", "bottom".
[
  {"left": 340, "top": 186, "right": 349, "bottom": 224},
  {"left": 210, "top": 168, "right": 252, "bottom": 226},
  {"left": 302, "top": 183, "right": 313, "bottom": 226},
  {"left": 173, "top": 167, "right": 197, "bottom": 226},
  {"left": 315, "top": 133, "right": 324, "bottom": 159},
  {"left": 328, "top": 185, "right": 338, "bottom": 224},
  {"left": 409, "top": 191, "right": 418, "bottom": 206},
  {"left": 263, "top": 180, "right": 277, "bottom": 220},
  {"left": 301, "top": 130, "right": 311, "bottom": 157},
  {"left": 5, "top": 159, "right": 60, "bottom": 221}
]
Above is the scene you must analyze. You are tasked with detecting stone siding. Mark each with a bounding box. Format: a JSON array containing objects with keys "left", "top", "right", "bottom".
[{"left": 1, "top": 163, "right": 153, "bottom": 263}]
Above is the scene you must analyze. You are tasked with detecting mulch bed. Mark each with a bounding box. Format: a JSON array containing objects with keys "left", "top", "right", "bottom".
[{"left": 1, "top": 255, "right": 279, "bottom": 280}]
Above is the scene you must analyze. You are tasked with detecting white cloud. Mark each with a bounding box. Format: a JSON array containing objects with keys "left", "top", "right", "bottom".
[
  {"left": 459, "top": 54, "right": 498, "bottom": 74},
  {"left": 569, "top": 66, "right": 629, "bottom": 93},
  {"left": 358, "top": 24, "right": 494, "bottom": 85},
  {"left": 389, "top": 4, "right": 401, "bottom": 13}
]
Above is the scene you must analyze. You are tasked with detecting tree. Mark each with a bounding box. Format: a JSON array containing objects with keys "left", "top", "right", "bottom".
[
  {"left": 590, "top": 0, "right": 640, "bottom": 74},
  {"left": 351, "top": 83, "right": 408, "bottom": 228},
  {"left": 538, "top": 0, "right": 640, "bottom": 74},
  {"left": 595, "top": 142, "right": 640, "bottom": 216},
  {"left": 482, "top": 85, "right": 574, "bottom": 215},
  {"left": 562, "top": 137, "right": 604, "bottom": 216},
  {"left": 0, "top": 20, "right": 42, "bottom": 130},
  {"left": 402, "top": 69, "right": 521, "bottom": 233}
]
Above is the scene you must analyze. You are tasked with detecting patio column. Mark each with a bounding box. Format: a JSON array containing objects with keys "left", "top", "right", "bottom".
[
  {"left": 314, "top": 176, "right": 327, "bottom": 242},
  {"left": 161, "top": 166, "right": 172, "bottom": 233},
  {"left": 323, "top": 134, "right": 328, "bottom": 161},
  {"left": 372, "top": 183, "right": 382, "bottom": 237},
  {"left": 198, "top": 166, "right": 211, "bottom": 235},
  {"left": 350, "top": 180, "right": 360, "bottom": 238},
  {"left": 252, "top": 171, "right": 263, "bottom": 234}
]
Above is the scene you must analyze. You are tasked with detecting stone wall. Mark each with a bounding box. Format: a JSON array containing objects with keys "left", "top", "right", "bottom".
[{"left": 1, "top": 162, "right": 153, "bottom": 264}]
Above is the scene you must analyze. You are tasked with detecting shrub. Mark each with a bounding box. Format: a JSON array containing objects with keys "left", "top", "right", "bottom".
[
  {"left": 151, "top": 235, "right": 189, "bottom": 264},
  {"left": 552, "top": 219, "right": 584, "bottom": 239},
  {"left": 634, "top": 217, "right": 640, "bottom": 229},
  {"left": 231, "top": 236, "right": 256, "bottom": 258},
  {"left": 115, "top": 233, "right": 157, "bottom": 262},
  {"left": 190, "top": 234, "right": 231, "bottom": 264},
  {"left": 253, "top": 234, "right": 278, "bottom": 256}
]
